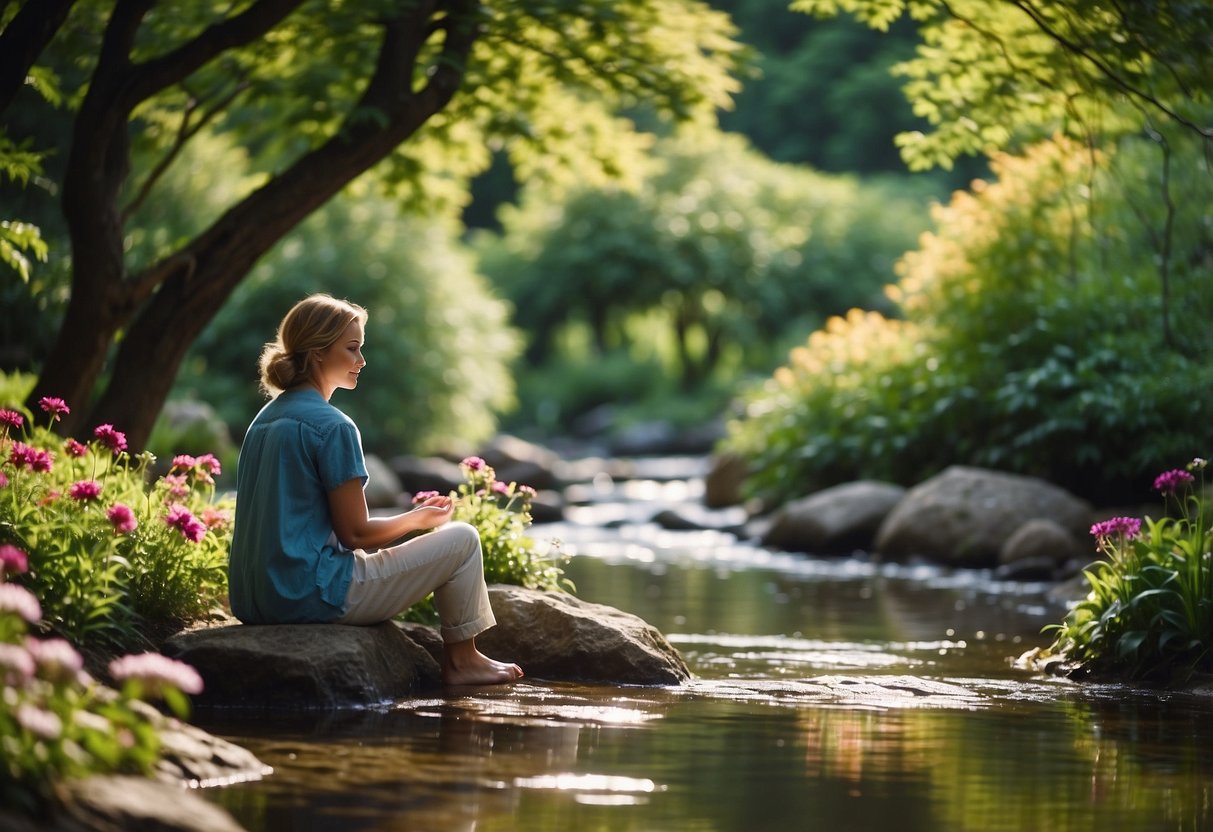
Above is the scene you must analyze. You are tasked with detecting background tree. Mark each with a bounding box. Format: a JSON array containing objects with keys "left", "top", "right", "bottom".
[
  {"left": 0, "top": 0, "right": 742, "bottom": 450},
  {"left": 476, "top": 126, "right": 931, "bottom": 431},
  {"left": 793, "top": 0, "right": 1213, "bottom": 169}
]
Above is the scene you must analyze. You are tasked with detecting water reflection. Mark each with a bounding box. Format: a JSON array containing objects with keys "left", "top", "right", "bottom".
[{"left": 200, "top": 468, "right": 1213, "bottom": 831}]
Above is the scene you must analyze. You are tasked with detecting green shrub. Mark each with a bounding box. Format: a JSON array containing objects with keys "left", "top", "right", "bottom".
[
  {"left": 0, "top": 390, "right": 231, "bottom": 650},
  {"left": 0, "top": 557, "right": 203, "bottom": 815},
  {"left": 725, "top": 130, "right": 1213, "bottom": 507},
  {"left": 402, "top": 456, "right": 569, "bottom": 625},
  {"left": 1042, "top": 458, "right": 1211, "bottom": 682}
]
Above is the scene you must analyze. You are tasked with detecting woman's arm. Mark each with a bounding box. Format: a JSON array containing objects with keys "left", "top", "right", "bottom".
[{"left": 327, "top": 478, "right": 455, "bottom": 551}]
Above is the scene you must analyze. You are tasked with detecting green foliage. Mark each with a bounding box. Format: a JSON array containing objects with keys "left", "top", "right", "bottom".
[
  {"left": 0, "top": 387, "right": 232, "bottom": 650},
  {"left": 176, "top": 194, "right": 520, "bottom": 458},
  {"left": 477, "top": 126, "right": 931, "bottom": 426},
  {"left": 0, "top": 573, "right": 202, "bottom": 815},
  {"left": 1043, "top": 459, "right": 1212, "bottom": 682},
  {"left": 401, "top": 456, "right": 570, "bottom": 625},
  {"left": 712, "top": 0, "right": 926, "bottom": 174},
  {"left": 791, "top": 0, "right": 1213, "bottom": 171},
  {"left": 725, "top": 128, "right": 1213, "bottom": 506}
]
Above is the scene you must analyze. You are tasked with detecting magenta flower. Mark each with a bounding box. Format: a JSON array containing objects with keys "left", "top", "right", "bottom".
[
  {"left": 0, "top": 583, "right": 42, "bottom": 623},
  {"left": 491, "top": 480, "right": 510, "bottom": 495},
  {"left": 1090, "top": 516, "right": 1142, "bottom": 540},
  {"left": 108, "top": 652, "right": 204, "bottom": 697},
  {"left": 196, "top": 453, "right": 221, "bottom": 477},
  {"left": 68, "top": 479, "right": 103, "bottom": 502},
  {"left": 165, "top": 504, "right": 206, "bottom": 543},
  {"left": 1154, "top": 469, "right": 1195, "bottom": 494},
  {"left": 93, "top": 423, "right": 128, "bottom": 454},
  {"left": 461, "top": 456, "right": 486, "bottom": 472},
  {"left": 107, "top": 503, "right": 138, "bottom": 534},
  {"left": 0, "top": 409, "right": 23, "bottom": 430},
  {"left": 0, "top": 543, "right": 29, "bottom": 576},
  {"left": 8, "top": 442, "right": 53, "bottom": 474},
  {"left": 412, "top": 490, "right": 440, "bottom": 504},
  {"left": 64, "top": 438, "right": 88, "bottom": 458},
  {"left": 38, "top": 397, "right": 70, "bottom": 422},
  {"left": 0, "top": 471, "right": 7, "bottom": 488}
]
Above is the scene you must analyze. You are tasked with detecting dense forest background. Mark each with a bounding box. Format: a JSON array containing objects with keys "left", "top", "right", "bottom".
[{"left": 2, "top": 0, "right": 1210, "bottom": 507}]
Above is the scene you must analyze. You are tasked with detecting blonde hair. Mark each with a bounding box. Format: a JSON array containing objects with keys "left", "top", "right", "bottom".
[{"left": 258, "top": 294, "right": 368, "bottom": 397}]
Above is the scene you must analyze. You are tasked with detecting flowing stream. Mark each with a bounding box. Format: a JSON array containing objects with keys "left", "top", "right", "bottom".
[{"left": 197, "top": 457, "right": 1213, "bottom": 831}]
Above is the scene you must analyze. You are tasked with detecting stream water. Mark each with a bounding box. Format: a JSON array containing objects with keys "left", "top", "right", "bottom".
[{"left": 197, "top": 458, "right": 1213, "bottom": 831}]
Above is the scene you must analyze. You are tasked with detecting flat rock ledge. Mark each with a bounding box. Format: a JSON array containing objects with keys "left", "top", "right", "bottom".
[{"left": 164, "top": 586, "right": 689, "bottom": 710}]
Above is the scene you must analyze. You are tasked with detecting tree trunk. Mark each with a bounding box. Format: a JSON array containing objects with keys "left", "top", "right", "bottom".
[{"left": 80, "top": 1, "right": 479, "bottom": 449}]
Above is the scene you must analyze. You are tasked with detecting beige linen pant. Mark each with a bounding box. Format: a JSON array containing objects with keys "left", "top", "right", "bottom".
[{"left": 335, "top": 521, "right": 496, "bottom": 643}]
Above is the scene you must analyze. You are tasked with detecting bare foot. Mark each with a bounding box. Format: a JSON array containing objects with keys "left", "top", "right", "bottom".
[{"left": 442, "top": 638, "right": 523, "bottom": 687}]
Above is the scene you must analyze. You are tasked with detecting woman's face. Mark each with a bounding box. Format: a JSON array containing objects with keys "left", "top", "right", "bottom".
[{"left": 313, "top": 318, "right": 366, "bottom": 399}]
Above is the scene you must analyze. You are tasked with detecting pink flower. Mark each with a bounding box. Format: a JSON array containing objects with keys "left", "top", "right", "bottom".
[
  {"left": 38, "top": 397, "right": 70, "bottom": 421},
  {"left": 200, "top": 507, "right": 230, "bottom": 529},
  {"left": 68, "top": 479, "right": 103, "bottom": 502},
  {"left": 26, "top": 636, "right": 84, "bottom": 683},
  {"left": 518, "top": 484, "right": 537, "bottom": 498},
  {"left": 196, "top": 453, "right": 221, "bottom": 478},
  {"left": 0, "top": 643, "right": 35, "bottom": 685},
  {"left": 0, "top": 583, "right": 42, "bottom": 623},
  {"left": 165, "top": 503, "right": 206, "bottom": 543},
  {"left": 11, "top": 442, "right": 54, "bottom": 474},
  {"left": 412, "top": 490, "right": 440, "bottom": 504},
  {"left": 0, "top": 409, "right": 23, "bottom": 430},
  {"left": 170, "top": 454, "right": 197, "bottom": 471},
  {"left": 0, "top": 544, "right": 29, "bottom": 576},
  {"left": 107, "top": 503, "right": 138, "bottom": 534},
  {"left": 1154, "top": 469, "right": 1195, "bottom": 494},
  {"left": 1090, "top": 516, "right": 1142, "bottom": 540},
  {"left": 0, "top": 471, "right": 7, "bottom": 488},
  {"left": 64, "top": 438, "right": 88, "bottom": 458},
  {"left": 162, "top": 473, "right": 190, "bottom": 499},
  {"left": 461, "top": 456, "right": 486, "bottom": 472},
  {"left": 93, "top": 423, "right": 128, "bottom": 454},
  {"left": 491, "top": 480, "right": 510, "bottom": 495},
  {"left": 108, "top": 652, "right": 204, "bottom": 697},
  {"left": 16, "top": 703, "right": 62, "bottom": 740}
]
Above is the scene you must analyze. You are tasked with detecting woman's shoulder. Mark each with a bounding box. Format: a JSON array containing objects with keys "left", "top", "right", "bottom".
[{"left": 256, "top": 390, "right": 358, "bottom": 435}]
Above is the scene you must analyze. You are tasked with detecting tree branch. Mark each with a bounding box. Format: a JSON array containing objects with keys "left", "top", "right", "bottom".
[
  {"left": 1008, "top": 0, "right": 1212, "bottom": 139},
  {"left": 123, "top": 0, "right": 304, "bottom": 106},
  {"left": 120, "top": 78, "right": 249, "bottom": 222},
  {"left": 0, "top": 0, "right": 78, "bottom": 113}
]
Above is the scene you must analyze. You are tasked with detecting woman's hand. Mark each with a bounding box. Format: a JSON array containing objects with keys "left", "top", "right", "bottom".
[
  {"left": 409, "top": 494, "right": 455, "bottom": 530},
  {"left": 328, "top": 480, "right": 456, "bottom": 550}
]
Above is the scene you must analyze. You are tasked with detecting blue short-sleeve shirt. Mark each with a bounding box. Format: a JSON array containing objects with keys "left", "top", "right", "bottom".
[{"left": 228, "top": 388, "right": 368, "bottom": 624}]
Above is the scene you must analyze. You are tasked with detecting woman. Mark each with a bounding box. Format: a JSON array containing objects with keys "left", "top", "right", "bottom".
[{"left": 228, "top": 293, "right": 522, "bottom": 686}]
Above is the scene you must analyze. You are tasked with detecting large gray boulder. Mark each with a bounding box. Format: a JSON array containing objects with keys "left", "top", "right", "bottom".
[
  {"left": 763, "top": 480, "right": 907, "bottom": 555},
  {"left": 164, "top": 588, "right": 689, "bottom": 709},
  {"left": 164, "top": 620, "right": 441, "bottom": 709},
  {"left": 467, "top": 586, "right": 690, "bottom": 686},
  {"left": 874, "top": 466, "right": 1091, "bottom": 567}
]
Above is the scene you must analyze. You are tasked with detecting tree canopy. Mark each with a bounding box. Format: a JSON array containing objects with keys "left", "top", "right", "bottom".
[
  {"left": 794, "top": 0, "right": 1213, "bottom": 169},
  {"left": 0, "top": 0, "right": 744, "bottom": 448}
]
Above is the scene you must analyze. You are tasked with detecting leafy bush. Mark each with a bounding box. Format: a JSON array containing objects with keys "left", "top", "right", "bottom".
[
  {"left": 1042, "top": 458, "right": 1211, "bottom": 681},
  {"left": 477, "top": 126, "right": 932, "bottom": 417},
  {"left": 0, "top": 389, "right": 231, "bottom": 651},
  {"left": 0, "top": 552, "right": 204, "bottom": 815},
  {"left": 175, "top": 196, "right": 520, "bottom": 458},
  {"left": 402, "top": 456, "right": 569, "bottom": 624},
  {"left": 725, "top": 130, "right": 1213, "bottom": 507}
]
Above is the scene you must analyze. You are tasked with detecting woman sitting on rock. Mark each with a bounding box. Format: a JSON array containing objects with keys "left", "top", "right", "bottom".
[{"left": 228, "top": 293, "right": 523, "bottom": 686}]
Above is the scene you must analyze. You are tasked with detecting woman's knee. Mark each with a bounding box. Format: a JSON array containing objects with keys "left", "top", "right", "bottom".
[{"left": 441, "top": 521, "right": 482, "bottom": 556}]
